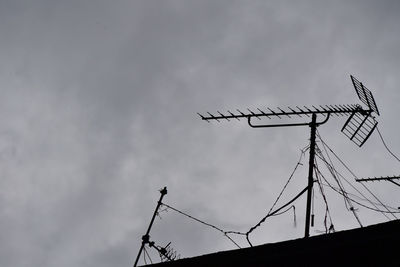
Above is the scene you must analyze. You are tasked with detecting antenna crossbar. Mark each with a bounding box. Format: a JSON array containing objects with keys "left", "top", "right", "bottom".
[
  {"left": 198, "top": 104, "right": 366, "bottom": 122},
  {"left": 356, "top": 175, "right": 400, "bottom": 182},
  {"left": 356, "top": 175, "right": 400, "bottom": 188}
]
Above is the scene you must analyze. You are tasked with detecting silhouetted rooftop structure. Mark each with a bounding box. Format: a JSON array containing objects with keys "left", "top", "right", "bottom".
[{"left": 144, "top": 220, "right": 400, "bottom": 267}]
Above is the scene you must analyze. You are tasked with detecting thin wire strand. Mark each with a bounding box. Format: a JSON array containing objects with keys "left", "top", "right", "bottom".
[
  {"left": 314, "top": 160, "right": 335, "bottom": 231},
  {"left": 270, "top": 205, "right": 295, "bottom": 217},
  {"left": 315, "top": 146, "right": 365, "bottom": 225},
  {"left": 244, "top": 147, "right": 308, "bottom": 246},
  {"left": 160, "top": 151, "right": 305, "bottom": 251},
  {"left": 314, "top": 155, "right": 400, "bottom": 214},
  {"left": 160, "top": 203, "right": 242, "bottom": 249},
  {"left": 319, "top": 156, "right": 399, "bottom": 211},
  {"left": 315, "top": 160, "right": 363, "bottom": 227},
  {"left": 315, "top": 141, "right": 351, "bottom": 210},
  {"left": 320, "top": 178, "right": 400, "bottom": 214},
  {"left": 246, "top": 186, "right": 308, "bottom": 246},
  {"left": 318, "top": 172, "right": 398, "bottom": 211},
  {"left": 316, "top": 146, "right": 392, "bottom": 220},
  {"left": 143, "top": 247, "right": 147, "bottom": 265},
  {"left": 316, "top": 134, "right": 359, "bottom": 211},
  {"left": 376, "top": 125, "right": 400, "bottom": 163},
  {"left": 267, "top": 148, "right": 307, "bottom": 215},
  {"left": 316, "top": 131, "right": 398, "bottom": 220},
  {"left": 143, "top": 246, "right": 153, "bottom": 265}
]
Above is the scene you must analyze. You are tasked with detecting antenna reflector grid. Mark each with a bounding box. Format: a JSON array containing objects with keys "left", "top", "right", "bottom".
[
  {"left": 350, "top": 75, "right": 380, "bottom": 115},
  {"left": 341, "top": 111, "right": 378, "bottom": 147}
]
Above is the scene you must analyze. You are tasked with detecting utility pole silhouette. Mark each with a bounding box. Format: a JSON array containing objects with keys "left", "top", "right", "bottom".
[{"left": 305, "top": 114, "right": 317, "bottom": 237}]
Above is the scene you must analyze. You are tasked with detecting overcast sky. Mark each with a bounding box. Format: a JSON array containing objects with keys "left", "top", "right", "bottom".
[{"left": 1, "top": 1, "right": 400, "bottom": 266}]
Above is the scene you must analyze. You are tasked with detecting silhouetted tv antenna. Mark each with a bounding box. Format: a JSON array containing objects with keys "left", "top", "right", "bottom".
[
  {"left": 198, "top": 75, "right": 380, "bottom": 238},
  {"left": 133, "top": 187, "right": 180, "bottom": 267},
  {"left": 356, "top": 175, "right": 400, "bottom": 188}
]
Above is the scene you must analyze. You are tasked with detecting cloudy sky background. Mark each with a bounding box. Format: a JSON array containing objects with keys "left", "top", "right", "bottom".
[{"left": 1, "top": 1, "right": 400, "bottom": 266}]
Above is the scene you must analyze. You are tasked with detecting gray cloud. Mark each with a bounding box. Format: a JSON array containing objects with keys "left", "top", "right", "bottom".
[{"left": 1, "top": 1, "right": 399, "bottom": 266}]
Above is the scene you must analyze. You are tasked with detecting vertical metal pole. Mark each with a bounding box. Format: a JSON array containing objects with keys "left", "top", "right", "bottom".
[
  {"left": 134, "top": 187, "right": 168, "bottom": 267},
  {"left": 305, "top": 114, "right": 317, "bottom": 238}
]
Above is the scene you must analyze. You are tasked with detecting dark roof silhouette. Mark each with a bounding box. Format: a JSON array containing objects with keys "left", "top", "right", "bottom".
[{"left": 145, "top": 220, "right": 400, "bottom": 267}]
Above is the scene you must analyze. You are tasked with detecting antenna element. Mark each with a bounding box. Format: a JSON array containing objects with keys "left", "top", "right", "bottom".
[{"left": 198, "top": 75, "right": 383, "bottom": 240}]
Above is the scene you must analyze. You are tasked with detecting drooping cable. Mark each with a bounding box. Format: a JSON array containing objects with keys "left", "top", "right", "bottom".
[
  {"left": 316, "top": 148, "right": 377, "bottom": 208},
  {"left": 320, "top": 177, "right": 400, "bottom": 214},
  {"left": 245, "top": 186, "right": 308, "bottom": 246},
  {"left": 269, "top": 205, "right": 297, "bottom": 229},
  {"left": 315, "top": 134, "right": 359, "bottom": 211},
  {"left": 158, "top": 145, "right": 309, "bottom": 249},
  {"left": 316, "top": 160, "right": 363, "bottom": 227},
  {"left": 316, "top": 131, "right": 398, "bottom": 220},
  {"left": 315, "top": 141, "right": 351, "bottom": 210},
  {"left": 316, "top": 145, "right": 392, "bottom": 220},
  {"left": 314, "top": 160, "right": 335, "bottom": 232},
  {"left": 315, "top": 145, "right": 364, "bottom": 226},
  {"left": 244, "top": 147, "right": 308, "bottom": 246},
  {"left": 315, "top": 163, "right": 398, "bottom": 212},
  {"left": 267, "top": 205, "right": 296, "bottom": 217},
  {"left": 160, "top": 202, "right": 242, "bottom": 249},
  {"left": 267, "top": 147, "right": 307, "bottom": 215},
  {"left": 376, "top": 125, "right": 400, "bottom": 163}
]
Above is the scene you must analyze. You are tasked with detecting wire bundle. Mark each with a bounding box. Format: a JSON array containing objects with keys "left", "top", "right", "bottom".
[{"left": 142, "top": 129, "right": 399, "bottom": 265}]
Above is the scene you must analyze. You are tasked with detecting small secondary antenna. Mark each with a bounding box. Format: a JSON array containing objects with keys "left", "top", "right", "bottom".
[
  {"left": 134, "top": 187, "right": 168, "bottom": 267},
  {"left": 198, "top": 75, "right": 381, "bottom": 238},
  {"left": 356, "top": 175, "right": 400, "bottom": 187}
]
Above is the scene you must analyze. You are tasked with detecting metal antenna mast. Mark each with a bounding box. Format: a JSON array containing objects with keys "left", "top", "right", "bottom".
[
  {"left": 134, "top": 187, "right": 168, "bottom": 267},
  {"left": 198, "top": 75, "right": 380, "bottom": 238}
]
